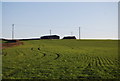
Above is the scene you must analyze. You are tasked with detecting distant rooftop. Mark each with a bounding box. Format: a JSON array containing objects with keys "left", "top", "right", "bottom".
[
  {"left": 40, "top": 35, "right": 60, "bottom": 39},
  {"left": 63, "top": 36, "right": 76, "bottom": 39}
]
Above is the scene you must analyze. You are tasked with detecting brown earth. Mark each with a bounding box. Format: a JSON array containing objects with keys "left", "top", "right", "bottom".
[{"left": 1, "top": 41, "right": 24, "bottom": 49}]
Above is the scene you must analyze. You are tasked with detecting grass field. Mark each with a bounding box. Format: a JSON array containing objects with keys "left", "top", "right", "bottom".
[{"left": 2, "top": 39, "right": 120, "bottom": 79}]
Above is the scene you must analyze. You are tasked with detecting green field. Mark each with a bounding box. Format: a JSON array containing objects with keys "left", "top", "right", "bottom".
[{"left": 2, "top": 39, "right": 120, "bottom": 79}]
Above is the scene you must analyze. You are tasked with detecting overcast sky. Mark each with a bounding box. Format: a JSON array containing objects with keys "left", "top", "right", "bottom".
[
  {"left": 0, "top": 2, "right": 2, "bottom": 38},
  {"left": 2, "top": 2, "right": 118, "bottom": 39}
]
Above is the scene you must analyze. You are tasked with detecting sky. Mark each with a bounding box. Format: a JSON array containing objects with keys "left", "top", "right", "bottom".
[
  {"left": 2, "top": 2, "right": 118, "bottom": 39},
  {"left": 1, "top": 0, "right": 119, "bottom": 2},
  {"left": 0, "top": 2, "right": 2, "bottom": 38}
]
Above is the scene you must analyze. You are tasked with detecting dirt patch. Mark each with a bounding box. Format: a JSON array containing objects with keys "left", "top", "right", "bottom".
[{"left": 1, "top": 41, "right": 24, "bottom": 49}]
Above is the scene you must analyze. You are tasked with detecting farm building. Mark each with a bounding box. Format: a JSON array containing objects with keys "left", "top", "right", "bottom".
[
  {"left": 40, "top": 35, "right": 60, "bottom": 39},
  {"left": 62, "top": 36, "right": 76, "bottom": 39}
]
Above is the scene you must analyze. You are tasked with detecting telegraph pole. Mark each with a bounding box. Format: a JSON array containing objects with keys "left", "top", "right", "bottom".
[
  {"left": 71, "top": 32, "right": 73, "bottom": 36},
  {"left": 12, "top": 24, "right": 14, "bottom": 40},
  {"left": 79, "top": 27, "right": 80, "bottom": 39},
  {"left": 50, "top": 29, "right": 51, "bottom": 35}
]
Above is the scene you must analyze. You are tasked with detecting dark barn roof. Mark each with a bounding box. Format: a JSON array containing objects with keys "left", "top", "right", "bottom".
[
  {"left": 40, "top": 35, "right": 60, "bottom": 39},
  {"left": 62, "top": 36, "right": 76, "bottom": 39}
]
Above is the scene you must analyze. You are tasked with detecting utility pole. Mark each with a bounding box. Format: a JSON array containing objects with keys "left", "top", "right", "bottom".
[
  {"left": 50, "top": 29, "right": 51, "bottom": 35},
  {"left": 71, "top": 32, "right": 73, "bottom": 36},
  {"left": 12, "top": 24, "right": 14, "bottom": 40},
  {"left": 79, "top": 27, "right": 80, "bottom": 39}
]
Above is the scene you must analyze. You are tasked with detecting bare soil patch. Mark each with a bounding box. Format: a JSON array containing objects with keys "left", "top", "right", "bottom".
[{"left": 1, "top": 41, "right": 24, "bottom": 49}]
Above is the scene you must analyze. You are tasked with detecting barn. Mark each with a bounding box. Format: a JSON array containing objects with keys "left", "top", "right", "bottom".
[
  {"left": 62, "top": 36, "right": 76, "bottom": 39},
  {"left": 40, "top": 35, "right": 60, "bottom": 39}
]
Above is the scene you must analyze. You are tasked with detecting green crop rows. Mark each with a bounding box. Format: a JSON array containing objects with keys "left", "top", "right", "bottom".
[{"left": 2, "top": 40, "right": 120, "bottom": 79}]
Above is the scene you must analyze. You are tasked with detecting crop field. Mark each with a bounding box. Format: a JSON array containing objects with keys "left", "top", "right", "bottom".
[{"left": 2, "top": 39, "right": 120, "bottom": 79}]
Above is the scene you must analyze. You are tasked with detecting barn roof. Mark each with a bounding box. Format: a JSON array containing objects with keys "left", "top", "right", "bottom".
[
  {"left": 40, "top": 35, "right": 60, "bottom": 39},
  {"left": 62, "top": 36, "right": 76, "bottom": 39},
  {"left": 41, "top": 35, "right": 59, "bottom": 37}
]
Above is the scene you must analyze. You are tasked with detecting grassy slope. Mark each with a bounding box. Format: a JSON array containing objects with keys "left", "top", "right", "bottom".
[{"left": 2, "top": 39, "right": 119, "bottom": 79}]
